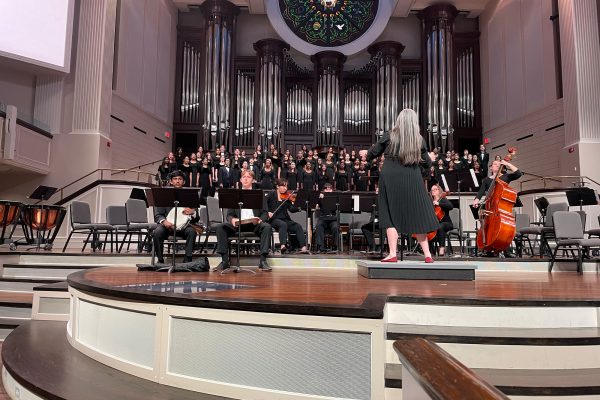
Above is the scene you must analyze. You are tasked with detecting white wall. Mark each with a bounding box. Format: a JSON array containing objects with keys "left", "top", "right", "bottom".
[
  {"left": 114, "top": 0, "right": 178, "bottom": 125},
  {"left": 479, "top": 0, "right": 564, "bottom": 178},
  {"left": 0, "top": 64, "right": 36, "bottom": 119},
  {"left": 110, "top": 93, "right": 172, "bottom": 172}
]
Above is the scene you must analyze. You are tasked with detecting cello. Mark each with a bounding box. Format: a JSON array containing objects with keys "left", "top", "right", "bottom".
[{"left": 476, "top": 147, "right": 518, "bottom": 252}]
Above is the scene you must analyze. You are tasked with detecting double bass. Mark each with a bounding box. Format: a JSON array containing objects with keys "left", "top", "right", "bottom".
[{"left": 476, "top": 147, "right": 518, "bottom": 252}]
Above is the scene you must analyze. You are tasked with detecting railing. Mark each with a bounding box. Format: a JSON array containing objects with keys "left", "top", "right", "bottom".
[
  {"left": 47, "top": 168, "right": 157, "bottom": 203},
  {"left": 519, "top": 175, "right": 600, "bottom": 192},
  {"left": 394, "top": 338, "right": 509, "bottom": 400},
  {"left": 110, "top": 158, "right": 163, "bottom": 177}
]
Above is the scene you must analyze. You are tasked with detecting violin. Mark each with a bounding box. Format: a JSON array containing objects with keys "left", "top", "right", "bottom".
[
  {"left": 279, "top": 190, "right": 297, "bottom": 203},
  {"left": 413, "top": 190, "right": 447, "bottom": 241}
]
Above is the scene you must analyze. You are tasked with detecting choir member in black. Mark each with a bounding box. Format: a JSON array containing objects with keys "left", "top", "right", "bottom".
[
  {"left": 213, "top": 170, "right": 272, "bottom": 272},
  {"left": 472, "top": 158, "right": 522, "bottom": 208},
  {"left": 335, "top": 162, "right": 349, "bottom": 191},
  {"left": 189, "top": 153, "right": 200, "bottom": 187},
  {"left": 168, "top": 152, "right": 177, "bottom": 172},
  {"left": 299, "top": 163, "right": 316, "bottom": 190},
  {"left": 366, "top": 108, "right": 438, "bottom": 263},
  {"left": 352, "top": 160, "right": 361, "bottom": 189},
  {"left": 314, "top": 183, "right": 340, "bottom": 253},
  {"left": 180, "top": 156, "right": 191, "bottom": 187},
  {"left": 266, "top": 178, "right": 309, "bottom": 254},
  {"left": 231, "top": 149, "right": 243, "bottom": 169},
  {"left": 350, "top": 150, "right": 357, "bottom": 163},
  {"left": 255, "top": 144, "right": 264, "bottom": 166},
  {"left": 175, "top": 147, "right": 185, "bottom": 168},
  {"left": 284, "top": 161, "right": 299, "bottom": 190},
  {"left": 430, "top": 184, "right": 453, "bottom": 256},
  {"left": 317, "top": 164, "right": 332, "bottom": 191},
  {"left": 214, "top": 147, "right": 222, "bottom": 165},
  {"left": 249, "top": 158, "right": 260, "bottom": 179},
  {"left": 218, "top": 158, "right": 234, "bottom": 189},
  {"left": 355, "top": 163, "right": 369, "bottom": 191},
  {"left": 199, "top": 158, "right": 212, "bottom": 200},
  {"left": 152, "top": 170, "right": 198, "bottom": 264},
  {"left": 324, "top": 154, "right": 336, "bottom": 176},
  {"left": 343, "top": 153, "right": 353, "bottom": 171},
  {"left": 157, "top": 157, "right": 173, "bottom": 186},
  {"left": 369, "top": 160, "right": 380, "bottom": 191},
  {"left": 260, "top": 159, "right": 277, "bottom": 189},
  {"left": 270, "top": 148, "right": 281, "bottom": 169}
]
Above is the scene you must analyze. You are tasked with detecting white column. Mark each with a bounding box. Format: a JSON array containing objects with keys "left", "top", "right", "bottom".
[
  {"left": 34, "top": 76, "right": 64, "bottom": 135},
  {"left": 559, "top": 0, "right": 600, "bottom": 183},
  {"left": 72, "top": 0, "right": 117, "bottom": 136}
]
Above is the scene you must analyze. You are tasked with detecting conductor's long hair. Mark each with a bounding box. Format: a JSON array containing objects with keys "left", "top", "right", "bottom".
[{"left": 388, "top": 108, "right": 422, "bottom": 166}]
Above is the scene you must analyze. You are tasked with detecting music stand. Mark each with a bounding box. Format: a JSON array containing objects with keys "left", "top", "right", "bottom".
[
  {"left": 147, "top": 188, "right": 201, "bottom": 273},
  {"left": 534, "top": 197, "right": 549, "bottom": 223},
  {"left": 218, "top": 188, "right": 264, "bottom": 274},
  {"left": 359, "top": 194, "right": 380, "bottom": 255},
  {"left": 27, "top": 186, "right": 58, "bottom": 251},
  {"left": 322, "top": 193, "right": 353, "bottom": 253},
  {"left": 295, "top": 189, "right": 320, "bottom": 249},
  {"left": 130, "top": 188, "right": 149, "bottom": 207},
  {"left": 566, "top": 188, "right": 598, "bottom": 211}
]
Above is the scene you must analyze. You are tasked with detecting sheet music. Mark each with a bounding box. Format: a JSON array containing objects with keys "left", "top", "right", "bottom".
[
  {"left": 469, "top": 169, "right": 480, "bottom": 188},
  {"left": 440, "top": 174, "right": 450, "bottom": 192},
  {"left": 352, "top": 194, "right": 360, "bottom": 211}
]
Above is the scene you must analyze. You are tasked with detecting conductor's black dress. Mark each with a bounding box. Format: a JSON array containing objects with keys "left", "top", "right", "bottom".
[{"left": 367, "top": 134, "right": 439, "bottom": 234}]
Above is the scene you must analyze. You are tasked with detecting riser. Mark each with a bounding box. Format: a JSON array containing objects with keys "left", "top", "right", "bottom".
[
  {"left": 0, "top": 282, "right": 46, "bottom": 292},
  {"left": 0, "top": 306, "right": 31, "bottom": 319},
  {"left": 384, "top": 388, "right": 600, "bottom": 400},
  {"left": 385, "top": 304, "right": 600, "bottom": 329},
  {"left": 18, "top": 254, "right": 152, "bottom": 265},
  {"left": 2, "top": 268, "right": 84, "bottom": 280},
  {"left": 386, "top": 341, "right": 600, "bottom": 369}
]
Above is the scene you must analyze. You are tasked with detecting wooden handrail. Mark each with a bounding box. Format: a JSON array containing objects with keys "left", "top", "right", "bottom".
[
  {"left": 519, "top": 175, "right": 600, "bottom": 191},
  {"left": 393, "top": 338, "right": 509, "bottom": 400},
  {"left": 110, "top": 158, "right": 163, "bottom": 176}
]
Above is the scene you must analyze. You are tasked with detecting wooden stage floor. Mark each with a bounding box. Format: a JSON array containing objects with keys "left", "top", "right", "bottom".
[{"left": 67, "top": 267, "right": 600, "bottom": 318}]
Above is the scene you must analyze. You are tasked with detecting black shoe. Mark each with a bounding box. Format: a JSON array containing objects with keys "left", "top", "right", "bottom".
[
  {"left": 213, "top": 260, "right": 230, "bottom": 272},
  {"left": 258, "top": 260, "right": 272, "bottom": 271},
  {"left": 183, "top": 256, "right": 193, "bottom": 263},
  {"left": 280, "top": 245, "right": 287, "bottom": 254},
  {"left": 157, "top": 258, "right": 165, "bottom": 264}
]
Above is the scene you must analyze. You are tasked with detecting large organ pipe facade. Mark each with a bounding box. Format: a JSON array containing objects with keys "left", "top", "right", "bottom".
[
  {"left": 286, "top": 83, "right": 312, "bottom": 136},
  {"left": 421, "top": 3, "right": 458, "bottom": 152},
  {"left": 311, "top": 51, "right": 346, "bottom": 148},
  {"left": 402, "top": 72, "right": 420, "bottom": 119},
  {"left": 179, "top": 41, "right": 202, "bottom": 124},
  {"left": 456, "top": 46, "right": 475, "bottom": 128},
  {"left": 233, "top": 68, "right": 255, "bottom": 147},
  {"left": 343, "top": 84, "right": 370, "bottom": 136},
  {"left": 368, "top": 42, "right": 404, "bottom": 141},
  {"left": 253, "top": 39, "right": 289, "bottom": 150},
  {"left": 200, "top": 0, "right": 238, "bottom": 150}
]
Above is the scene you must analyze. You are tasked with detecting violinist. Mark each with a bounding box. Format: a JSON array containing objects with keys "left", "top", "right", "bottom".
[
  {"left": 266, "top": 178, "right": 309, "bottom": 254},
  {"left": 472, "top": 158, "right": 522, "bottom": 208},
  {"left": 430, "top": 184, "right": 454, "bottom": 257}
]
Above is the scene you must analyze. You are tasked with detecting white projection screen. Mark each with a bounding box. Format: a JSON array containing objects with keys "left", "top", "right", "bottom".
[{"left": 0, "top": 0, "right": 75, "bottom": 72}]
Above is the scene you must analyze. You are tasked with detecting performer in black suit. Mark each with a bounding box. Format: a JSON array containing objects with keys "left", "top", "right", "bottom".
[
  {"left": 314, "top": 183, "right": 340, "bottom": 253},
  {"left": 213, "top": 170, "right": 273, "bottom": 271},
  {"left": 218, "top": 158, "right": 234, "bottom": 188},
  {"left": 152, "top": 170, "right": 198, "bottom": 264},
  {"left": 478, "top": 144, "right": 489, "bottom": 176},
  {"left": 266, "top": 178, "right": 308, "bottom": 254}
]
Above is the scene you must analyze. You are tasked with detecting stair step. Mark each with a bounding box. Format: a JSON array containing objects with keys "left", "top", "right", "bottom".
[
  {"left": 2, "top": 263, "right": 105, "bottom": 270},
  {"left": 385, "top": 363, "right": 600, "bottom": 396},
  {"left": 33, "top": 281, "right": 69, "bottom": 292},
  {"left": 387, "top": 324, "right": 600, "bottom": 345}
]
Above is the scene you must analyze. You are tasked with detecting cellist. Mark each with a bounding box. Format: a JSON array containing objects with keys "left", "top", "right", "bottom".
[
  {"left": 472, "top": 159, "right": 522, "bottom": 208},
  {"left": 430, "top": 184, "right": 454, "bottom": 257}
]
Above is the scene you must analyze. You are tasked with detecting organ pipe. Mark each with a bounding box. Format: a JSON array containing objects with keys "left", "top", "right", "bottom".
[
  {"left": 368, "top": 42, "right": 404, "bottom": 141},
  {"left": 421, "top": 3, "right": 458, "bottom": 152},
  {"left": 254, "top": 39, "right": 289, "bottom": 149},
  {"left": 200, "top": 0, "right": 238, "bottom": 150}
]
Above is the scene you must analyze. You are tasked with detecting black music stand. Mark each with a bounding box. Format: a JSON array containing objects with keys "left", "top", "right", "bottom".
[
  {"left": 147, "top": 188, "right": 201, "bottom": 273},
  {"left": 566, "top": 187, "right": 598, "bottom": 212},
  {"left": 130, "top": 188, "right": 149, "bottom": 207},
  {"left": 359, "top": 194, "right": 380, "bottom": 255},
  {"left": 27, "top": 186, "right": 58, "bottom": 251},
  {"left": 295, "top": 189, "right": 320, "bottom": 250},
  {"left": 321, "top": 193, "right": 353, "bottom": 253},
  {"left": 218, "top": 188, "right": 264, "bottom": 274},
  {"left": 534, "top": 197, "right": 549, "bottom": 224},
  {"left": 469, "top": 205, "right": 481, "bottom": 257}
]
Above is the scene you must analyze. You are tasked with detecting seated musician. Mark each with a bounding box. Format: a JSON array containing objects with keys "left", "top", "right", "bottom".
[
  {"left": 266, "top": 178, "right": 309, "bottom": 254},
  {"left": 314, "top": 183, "right": 340, "bottom": 253},
  {"left": 472, "top": 159, "right": 522, "bottom": 208},
  {"left": 213, "top": 170, "right": 273, "bottom": 272},
  {"left": 430, "top": 184, "right": 454, "bottom": 257},
  {"left": 153, "top": 170, "right": 198, "bottom": 264},
  {"left": 361, "top": 209, "right": 379, "bottom": 253}
]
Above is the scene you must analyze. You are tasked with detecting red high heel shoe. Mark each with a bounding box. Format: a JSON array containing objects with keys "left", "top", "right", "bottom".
[
  {"left": 425, "top": 257, "right": 434, "bottom": 263},
  {"left": 381, "top": 256, "right": 398, "bottom": 263}
]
